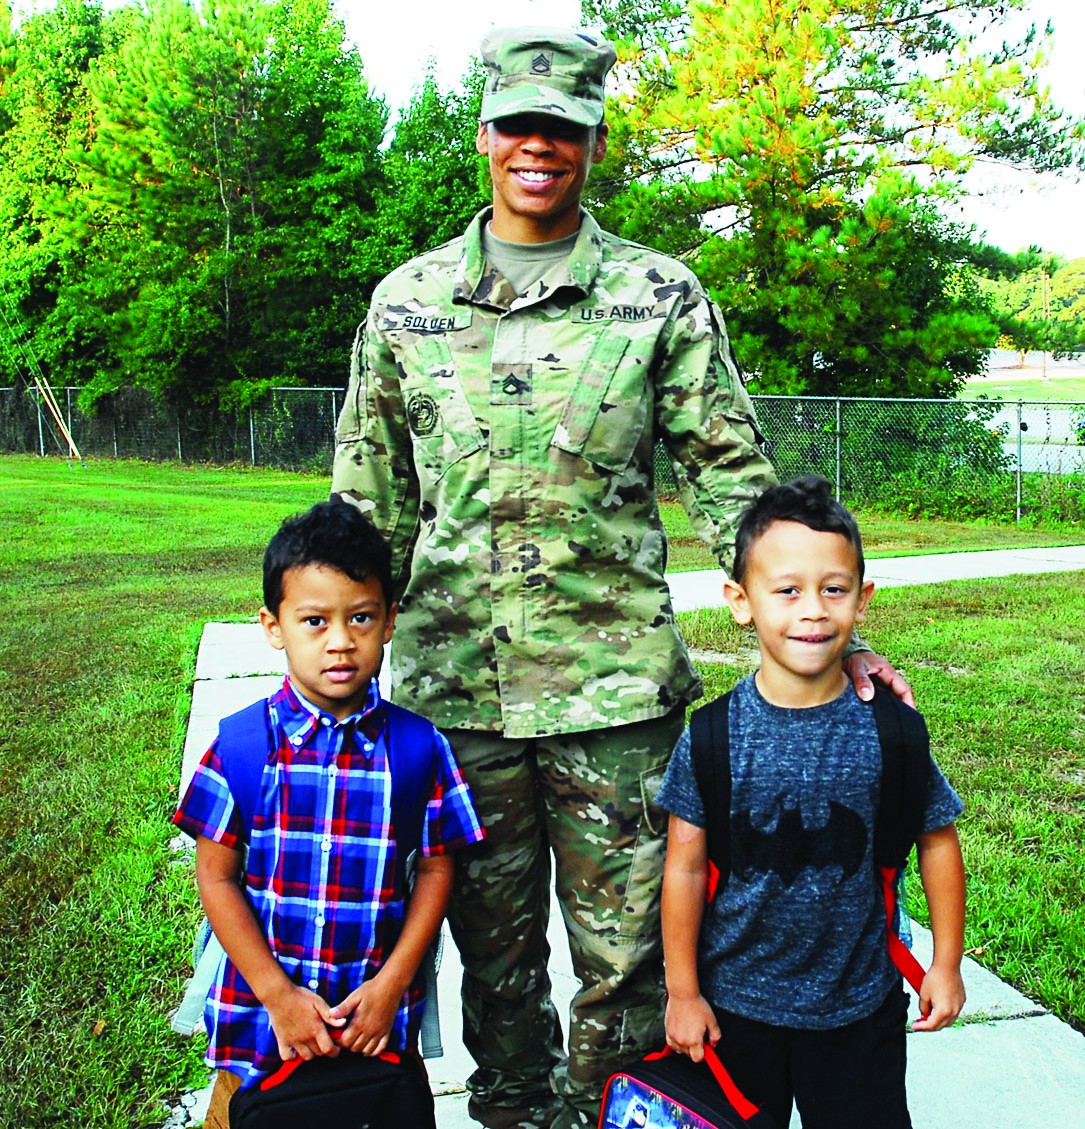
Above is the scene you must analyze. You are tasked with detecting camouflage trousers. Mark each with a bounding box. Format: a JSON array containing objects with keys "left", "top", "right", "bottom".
[{"left": 442, "top": 709, "right": 683, "bottom": 1129}]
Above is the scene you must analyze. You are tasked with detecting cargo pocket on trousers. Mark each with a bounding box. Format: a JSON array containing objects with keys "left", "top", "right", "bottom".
[
  {"left": 620, "top": 1001, "right": 665, "bottom": 1057},
  {"left": 618, "top": 760, "right": 669, "bottom": 941}
]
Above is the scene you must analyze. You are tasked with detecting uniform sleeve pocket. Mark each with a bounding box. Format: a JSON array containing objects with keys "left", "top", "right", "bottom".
[{"left": 334, "top": 322, "right": 369, "bottom": 443}]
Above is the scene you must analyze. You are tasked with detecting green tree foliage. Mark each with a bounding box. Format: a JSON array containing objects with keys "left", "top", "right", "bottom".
[
  {"left": 68, "top": 0, "right": 388, "bottom": 403},
  {"left": 0, "top": 0, "right": 105, "bottom": 392},
  {"left": 0, "top": 0, "right": 389, "bottom": 406},
  {"left": 980, "top": 254, "right": 1085, "bottom": 358},
  {"left": 584, "top": 0, "right": 1085, "bottom": 395},
  {"left": 370, "top": 66, "right": 486, "bottom": 277}
]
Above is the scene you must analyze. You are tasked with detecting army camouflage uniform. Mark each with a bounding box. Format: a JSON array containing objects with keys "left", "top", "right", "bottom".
[{"left": 332, "top": 205, "right": 776, "bottom": 1128}]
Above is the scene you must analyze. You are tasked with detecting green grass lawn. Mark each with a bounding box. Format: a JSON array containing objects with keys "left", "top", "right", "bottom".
[
  {"left": 0, "top": 457, "right": 327, "bottom": 1128},
  {"left": 960, "top": 368, "right": 1085, "bottom": 404},
  {"left": 0, "top": 454, "right": 1083, "bottom": 1126}
]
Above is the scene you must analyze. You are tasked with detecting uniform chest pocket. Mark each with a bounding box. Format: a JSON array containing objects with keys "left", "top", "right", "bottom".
[
  {"left": 549, "top": 336, "right": 648, "bottom": 474},
  {"left": 391, "top": 334, "right": 485, "bottom": 484}
]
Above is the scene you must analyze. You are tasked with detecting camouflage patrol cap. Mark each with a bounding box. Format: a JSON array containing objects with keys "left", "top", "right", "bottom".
[{"left": 479, "top": 26, "right": 616, "bottom": 127}]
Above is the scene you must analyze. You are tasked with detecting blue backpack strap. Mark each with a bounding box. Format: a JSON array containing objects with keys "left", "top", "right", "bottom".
[
  {"left": 217, "top": 697, "right": 436, "bottom": 852},
  {"left": 384, "top": 702, "right": 443, "bottom": 1058},
  {"left": 385, "top": 702, "right": 438, "bottom": 866},
  {"left": 216, "top": 699, "right": 275, "bottom": 839},
  {"left": 689, "top": 690, "right": 733, "bottom": 899}
]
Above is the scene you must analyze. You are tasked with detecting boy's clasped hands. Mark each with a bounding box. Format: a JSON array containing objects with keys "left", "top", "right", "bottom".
[{"left": 264, "top": 974, "right": 405, "bottom": 1062}]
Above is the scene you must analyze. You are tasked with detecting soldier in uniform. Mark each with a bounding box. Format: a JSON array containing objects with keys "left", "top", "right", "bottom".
[{"left": 332, "top": 26, "right": 908, "bottom": 1129}]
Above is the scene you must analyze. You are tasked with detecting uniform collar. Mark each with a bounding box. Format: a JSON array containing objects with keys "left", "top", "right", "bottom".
[{"left": 455, "top": 207, "right": 604, "bottom": 311}]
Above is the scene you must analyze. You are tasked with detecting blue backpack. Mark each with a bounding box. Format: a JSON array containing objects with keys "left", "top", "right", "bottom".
[{"left": 172, "top": 698, "right": 446, "bottom": 1056}]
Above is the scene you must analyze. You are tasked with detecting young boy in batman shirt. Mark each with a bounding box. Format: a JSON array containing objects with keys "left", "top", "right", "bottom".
[{"left": 656, "top": 476, "right": 965, "bottom": 1128}]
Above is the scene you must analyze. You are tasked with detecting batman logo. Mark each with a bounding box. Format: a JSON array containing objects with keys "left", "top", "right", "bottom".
[{"left": 732, "top": 802, "right": 866, "bottom": 888}]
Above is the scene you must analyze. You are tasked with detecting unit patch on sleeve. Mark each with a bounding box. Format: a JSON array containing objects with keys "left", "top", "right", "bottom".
[{"left": 407, "top": 392, "right": 440, "bottom": 436}]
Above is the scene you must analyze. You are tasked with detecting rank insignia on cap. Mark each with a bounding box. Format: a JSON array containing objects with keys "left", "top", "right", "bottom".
[{"left": 480, "top": 27, "right": 616, "bottom": 126}]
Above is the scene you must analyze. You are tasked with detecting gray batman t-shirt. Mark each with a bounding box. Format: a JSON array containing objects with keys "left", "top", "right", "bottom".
[{"left": 656, "top": 674, "right": 963, "bottom": 1029}]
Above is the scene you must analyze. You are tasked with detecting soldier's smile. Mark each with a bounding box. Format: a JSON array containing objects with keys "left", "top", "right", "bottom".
[
  {"left": 477, "top": 113, "right": 608, "bottom": 242},
  {"left": 514, "top": 169, "right": 563, "bottom": 183}
]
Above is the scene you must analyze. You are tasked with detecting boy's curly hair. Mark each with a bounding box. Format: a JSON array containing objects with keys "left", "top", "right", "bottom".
[
  {"left": 263, "top": 498, "right": 393, "bottom": 613},
  {"left": 732, "top": 476, "right": 864, "bottom": 583}
]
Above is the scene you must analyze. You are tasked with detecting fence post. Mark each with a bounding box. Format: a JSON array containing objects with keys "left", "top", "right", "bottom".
[
  {"left": 835, "top": 398, "right": 842, "bottom": 500},
  {"left": 36, "top": 388, "right": 45, "bottom": 457},
  {"left": 177, "top": 413, "right": 183, "bottom": 461},
  {"left": 249, "top": 406, "right": 256, "bottom": 465},
  {"left": 1015, "top": 401, "right": 1023, "bottom": 523}
]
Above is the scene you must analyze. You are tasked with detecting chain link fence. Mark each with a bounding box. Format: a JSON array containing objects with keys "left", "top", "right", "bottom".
[
  {"left": 0, "top": 385, "right": 344, "bottom": 472},
  {"left": 3, "top": 384, "right": 1084, "bottom": 522}
]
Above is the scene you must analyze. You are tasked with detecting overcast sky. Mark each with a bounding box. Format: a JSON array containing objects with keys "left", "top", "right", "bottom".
[{"left": 336, "top": 0, "right": 1085, "bottom": 260}]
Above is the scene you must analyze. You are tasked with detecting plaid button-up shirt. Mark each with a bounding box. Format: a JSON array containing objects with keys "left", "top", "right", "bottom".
[{"left": 173, "top": 677, "right": 484, "bottom": 1085}]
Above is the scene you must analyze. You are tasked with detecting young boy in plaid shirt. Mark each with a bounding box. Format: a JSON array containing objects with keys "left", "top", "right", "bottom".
[{"left": 173, "top": 500, "right": 485, "bottom": 1126}]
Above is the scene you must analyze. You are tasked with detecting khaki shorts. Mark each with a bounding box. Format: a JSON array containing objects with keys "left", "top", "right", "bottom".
[{"left": 204, "top": 1069, "right": 242, "bottom": 1129}]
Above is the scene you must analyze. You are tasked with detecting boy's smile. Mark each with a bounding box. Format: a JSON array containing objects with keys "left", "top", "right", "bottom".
[
  {"left": 724, "top": 521, "right": 874, "bottom": 706},
  {"left": 259, "top": 564, "right": 396, "bottom": 720}
]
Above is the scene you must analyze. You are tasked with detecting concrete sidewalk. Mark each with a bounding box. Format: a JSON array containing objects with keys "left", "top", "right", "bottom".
[
  {"left": 170, "top": 546, "right": 1085, "bottom": 1129},
  {"left": 670, "top": 543, "right": 1085, "bottom": 612}
]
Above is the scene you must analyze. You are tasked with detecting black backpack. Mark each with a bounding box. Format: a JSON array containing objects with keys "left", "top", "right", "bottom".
[{"left": 688, "top": 684, "right": 930, "bottom": 991}]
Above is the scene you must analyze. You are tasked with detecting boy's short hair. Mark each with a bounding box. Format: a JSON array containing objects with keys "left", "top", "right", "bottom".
[
  {"left": 263, "top": 498, "right": 394, "bottom": 613},
  {"left": 732, "top": 476, "right": 865, "bottom": 583}
]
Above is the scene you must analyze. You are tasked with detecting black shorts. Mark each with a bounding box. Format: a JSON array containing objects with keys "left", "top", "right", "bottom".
[{"left": 710, "top": 985, "right": 911, "bottom": 1129}]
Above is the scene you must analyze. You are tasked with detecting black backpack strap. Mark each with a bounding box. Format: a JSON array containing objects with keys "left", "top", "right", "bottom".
[
  {"left": 689, "top": 690, "right": 733, "bottom": 897},
  {"left": 870, "top": 685, "right": 933, "bottom": 994},
  {"left": 870, "top": 685, "right": 931, "bottom": 870}
]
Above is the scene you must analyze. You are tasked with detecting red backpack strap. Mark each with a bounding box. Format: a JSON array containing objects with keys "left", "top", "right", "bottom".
[
  {"left": 879, "top": 866, "right": 927, "bottom": 994},
  {"left": 642, "top": 1045, "right": 761, "bottom": 1122}
]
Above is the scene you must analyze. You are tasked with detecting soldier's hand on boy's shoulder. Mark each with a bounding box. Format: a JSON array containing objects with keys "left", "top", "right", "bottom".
[
  {"left": 912, "top": 965, "right": 966, "bottom": 1032},
  {"left": 265, "top": 982, "right": 344, "bottom": 1062},
  {"left": 664, "top": 993, "right": 721, "bottom": 1062},
  {"left": 329, "top": 975, "right": 402, "bottom": 1056},
  {"left": 844, "top": 650, "right": 916, "bottom": 707}
]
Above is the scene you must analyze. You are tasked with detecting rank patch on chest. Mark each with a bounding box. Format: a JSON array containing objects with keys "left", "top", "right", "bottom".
[
  {"left": 490, "top": 365, "right": 533, "bottom": 406},
  {"left": 407, "top": 392, "right": 440, "bottom": 436}
]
